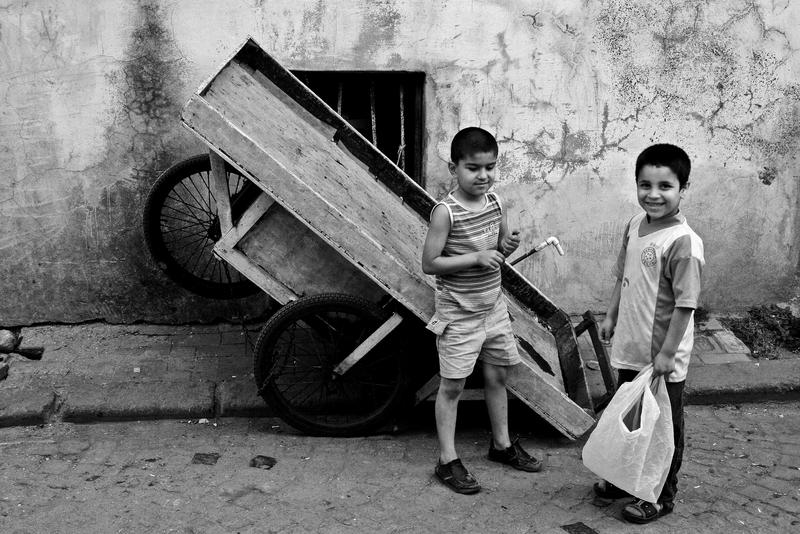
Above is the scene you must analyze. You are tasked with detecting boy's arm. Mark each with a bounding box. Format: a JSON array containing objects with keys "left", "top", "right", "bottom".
[
  {"left": 422, "top": 204, "right": 505, "bottom": 275},
  {"left": 599, "top": 278, "right": 622, "bottom": 342},
  {"left": 497, "top": 207, "right": 520, "bottom": 257},
  {"left": 652, "top": 307, "right": 693, "bottom": 376},
  {"left": 600, "top": 219, "right": 631, "bottom": 341},
  {"left": 653, "top": 234, "right": 705, "bottom": 376}
]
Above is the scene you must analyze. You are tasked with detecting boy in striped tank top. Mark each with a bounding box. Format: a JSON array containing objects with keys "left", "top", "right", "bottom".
[
  {"left": 422, "top": 127, "right": 542, "bottom": 495},
  {"left": 594, "top": 144, "right": 705, "bottom": 523}
]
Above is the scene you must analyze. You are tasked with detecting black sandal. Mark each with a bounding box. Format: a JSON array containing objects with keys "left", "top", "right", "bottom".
[
  {"left": 435, "top": 458, "right": 481, "bottom": 495},
  {"left": 622, "top": 499, "right": 674, "bottom": 524},
  {"left": 593, "top": 480, "right": 630, "bottom": 499}
]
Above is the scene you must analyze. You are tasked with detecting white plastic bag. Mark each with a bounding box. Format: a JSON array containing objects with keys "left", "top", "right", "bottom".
[{"left": 582, "top": 366, "right": 674, "bottom": 502}]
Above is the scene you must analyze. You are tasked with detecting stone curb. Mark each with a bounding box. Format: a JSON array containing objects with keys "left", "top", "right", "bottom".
[
  {"left": 0, "top": 377, "right": 273, "bottom": 427},
  {"left": 3, "top": 359, "right": 799, "bottom": 428},
  {"left": 0, "top": 386, "right": 56, "bottom": 427},
  {"left": 686, "top": 359, "right": 800, "bottom": 404},
  {"left": 60, "top": 378, "right": 216, "bottom": 423}
]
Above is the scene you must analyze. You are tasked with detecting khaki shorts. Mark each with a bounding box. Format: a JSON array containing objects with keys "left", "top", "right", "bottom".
[{"left": 426, "top": 296, "right": 521, "bottom": 380}]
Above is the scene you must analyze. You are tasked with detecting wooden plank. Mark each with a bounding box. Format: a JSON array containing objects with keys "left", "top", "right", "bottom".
[
  {"left": 212, "top": 191, "right": 300, "bottom": 303},
  {"left": 583, "top": 310, "right": 617, "bottom": 394},
  {"left": 236, "top": 208, "right": 385, "bottom": 302},
  {"left": 419, "top": 389, "right": 511, "bottom": 402},
  {"left": 415, "top": 375, "right": 440, "bottom": 405},
  {"left": 208, "top": 151, "right": 233, "bottom": 234},
  {"left": 506, "top": 296, "right": 563, "bottom": 390},
  {"left": 506, "top": 359, "right": 595, "bottom": 439},
  {"left": 502, "top": 265, "right": 593, "bottom": 409},
  {"left": 217, "top": 188, "right": 275, "bottom": 244},
  {"left": 333, "top": 313, "right": 404, "bottom": 376},
  {"left": 182, "top": 89, "right": 435, "bottom": 320},
  {"left": 213, "top": 245, "right": 297, "bottom": 304},
  {"left": 204, "top": 61, "right": 429, "bottom": 286},
  {"left": 414, "top": 363, "right": 594, "bottom": 439}
]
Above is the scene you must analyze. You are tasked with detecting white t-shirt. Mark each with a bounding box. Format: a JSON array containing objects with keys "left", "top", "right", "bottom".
[{"left": 610, "top": 212, "right": 705, "bottom": 382}]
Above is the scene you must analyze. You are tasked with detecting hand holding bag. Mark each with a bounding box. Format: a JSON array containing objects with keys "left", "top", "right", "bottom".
[{"left": 582, "top": 366, "right": 675, "bottom": 502}]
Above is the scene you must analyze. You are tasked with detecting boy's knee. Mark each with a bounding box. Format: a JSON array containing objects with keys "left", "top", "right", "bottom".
[
  {"left": 438, "top": 377, "right": 466, "bottom": 400},
  {"left": 483, "top": 363, "right": 508, "bottom": 387}
]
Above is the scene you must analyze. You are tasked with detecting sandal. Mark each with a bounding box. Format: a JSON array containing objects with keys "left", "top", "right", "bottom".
[
  {"left": 435, "top": 458, "right": 481, "bottom": 495},
  {"left": 622, "top": 499, "right": 674, "bottom": 524},
  {"left": 593, "top": 480, "right": 630, "bottom": 499}
]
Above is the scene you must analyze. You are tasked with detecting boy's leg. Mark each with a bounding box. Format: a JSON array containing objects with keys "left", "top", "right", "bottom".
[
  {"left": 435, "top": 377, "right": 466, "bottom": 463},
  {"left": 434, "top": 376, "right": 481, "bottom": 494},
  {"left": 483, "top": 362, "right": 542, "bottom": 472},
  {"left": 622, "top": 377, "right": 684, "bottom": 523},
  {"left": 482, "top": 362, "right": 510, "bottom": 449},
  {"left": 658, "top": 380, "right": 685, "bottom": 505}
]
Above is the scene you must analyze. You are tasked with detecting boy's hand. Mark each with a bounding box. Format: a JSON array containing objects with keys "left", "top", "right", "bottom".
[
  {"left": 599, "top": 316, "right": 616, "bottom": 343},
  {"left": 500, "top": 230, "right": 521, "bottom": 256},
  {"left": 652, "top": 352, "right": 676, "bottom": 377},
  {"left": 474, "top": 250, "right": 506, "bottom": 270}
]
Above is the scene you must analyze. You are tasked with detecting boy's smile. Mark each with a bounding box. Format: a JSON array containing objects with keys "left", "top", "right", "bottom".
[
  {"left": 636, "top": 165, "right": 685, "bottom": 221},
  {"left": 449, "top": 151, "right": 497, "bottom": 201}
]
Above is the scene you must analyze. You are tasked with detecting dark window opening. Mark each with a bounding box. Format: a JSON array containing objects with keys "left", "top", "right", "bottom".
[{"left": 292, "top": 71, "right": 425, "bottom": 186}]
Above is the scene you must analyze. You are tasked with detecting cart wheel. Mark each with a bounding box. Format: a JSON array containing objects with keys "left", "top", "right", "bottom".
[
  {"left": 254, "top": 293, "right": 409, "bottom": 436},
  {"left": 143, "top": 154, "right": 260, "bottom": 299}
]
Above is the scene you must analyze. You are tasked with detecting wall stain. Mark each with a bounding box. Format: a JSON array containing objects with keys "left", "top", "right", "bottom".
[
  {"left": 353, "top": 0, "right": 400, "bottom": 63},
  {"left": 595, "top": 0, "right": 800, "bottom": 159},
  {"left": 264, "top": 1, "right": 329, "bottom": 62},
  {"left": 108, "top": 0, "right": 186, "bottom": 185},
  {"left": 758, "top": 166, "right": 777, "bottom": 185}
]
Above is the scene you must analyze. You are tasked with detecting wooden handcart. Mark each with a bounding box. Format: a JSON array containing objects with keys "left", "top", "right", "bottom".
[{"left": 148, "top": 37, "right": 616, "bottom": 439}]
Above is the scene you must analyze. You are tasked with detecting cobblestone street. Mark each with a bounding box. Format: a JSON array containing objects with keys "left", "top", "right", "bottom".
[{"left": 1, "top": 401, "right": 798, "bottom": 533}]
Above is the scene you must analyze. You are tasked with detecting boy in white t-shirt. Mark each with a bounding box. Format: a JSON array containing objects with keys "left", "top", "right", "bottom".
[{"left": 594, "top": 144, "right": 705, "bottom": 524}]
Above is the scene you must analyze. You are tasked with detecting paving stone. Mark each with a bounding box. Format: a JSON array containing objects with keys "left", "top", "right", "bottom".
[
  {"left": 57, "top": 439, "right": 91, "bottom": 456},
  {"left": 696, "top": 353, "right": 752, "bottom": 364},
  {"left": 215, "top": 376, "right": 272, "bottom": 417},
  {"left": 195, "top": 344, "right": 248, "bottom": 358},
  {"left": 710, "top": 330, "right": 752, "bottom": 354},
  {"left": 702, "top": 318, "right": 726, "bottom": 331},
  {"left": 220, "top": 330, "right": 250, "bottom": 345},
  {"left": 693, "top": 335, "right": 719, "bottom": 353},
  {"left": 772, "top": 466, "right": 800, "bottom": 481},
  {"left": 38, "top": 458, "right": 72, "bottom": 475},
  {"left": 171, "top": 333, "right": 222, "bottom": 346},
  {"left": 770, "top": 495, "right": 800, "bottom": 514},
  {"left": 756, "top": 476, "right": 798, "bottom": 495},
  {"left": 168, "top": 346, "right": 196, "bottom": 358}
]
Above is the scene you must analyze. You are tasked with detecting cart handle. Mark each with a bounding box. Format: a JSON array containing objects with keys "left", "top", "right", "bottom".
[{"left": 509, "top": 236, "right": 564, "bottom": 266}]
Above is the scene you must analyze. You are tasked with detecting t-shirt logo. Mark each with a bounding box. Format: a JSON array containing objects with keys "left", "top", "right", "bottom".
[
  {"left": 481, "top": 222, "right": 499, "bottom": 235},
  {"left": 641, "top": 244, "right": 658, "bottom": 267}
]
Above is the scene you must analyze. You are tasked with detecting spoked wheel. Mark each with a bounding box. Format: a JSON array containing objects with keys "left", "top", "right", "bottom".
[
  {"left": 143, "top": 154, "right": 260, "bottom": 298},
  {"left": 254, "top": 293, "right": 409, "bottom": 436}
]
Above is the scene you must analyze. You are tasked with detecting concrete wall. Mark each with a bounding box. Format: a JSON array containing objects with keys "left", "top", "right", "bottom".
[{"left": 1, "top": 0, "right": 798, "bottom": 324}]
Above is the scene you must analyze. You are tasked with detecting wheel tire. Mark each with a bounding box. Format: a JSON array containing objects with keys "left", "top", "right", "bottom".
[
  {"left": 143, "top": 154, "right": 259, "bottom": 299},
  {"left": 254, "top": 293, "right": 409, "bottom": 436}
]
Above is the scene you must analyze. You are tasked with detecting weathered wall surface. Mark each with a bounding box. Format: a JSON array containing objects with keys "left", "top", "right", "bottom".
[{"left": 1, "top": 0, "right": 798, "bottom": 323}]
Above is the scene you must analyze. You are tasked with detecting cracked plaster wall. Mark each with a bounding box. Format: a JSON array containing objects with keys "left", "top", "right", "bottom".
[{"left": 0, "top": 0, "right": 798, "bottom": 324}]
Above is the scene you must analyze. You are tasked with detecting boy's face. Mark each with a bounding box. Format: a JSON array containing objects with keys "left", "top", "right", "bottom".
[
  {"left": 636, "top": 164, "right": 685, "bottom": 221},
  {"left": 449, "top": 151, "right": 497, "bottom": 199}
]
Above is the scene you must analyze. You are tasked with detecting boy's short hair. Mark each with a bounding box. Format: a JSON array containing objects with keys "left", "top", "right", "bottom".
[
  {"left": 635, "top": 144, "right": 691, "bottom": 188},
  {"left": 450, "top": 127, "right": 498, "bottom": 164}
]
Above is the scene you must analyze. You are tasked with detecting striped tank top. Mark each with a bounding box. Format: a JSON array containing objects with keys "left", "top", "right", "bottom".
[{"left": 434, "top": 192, "right": 503, "bottom": 312}]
